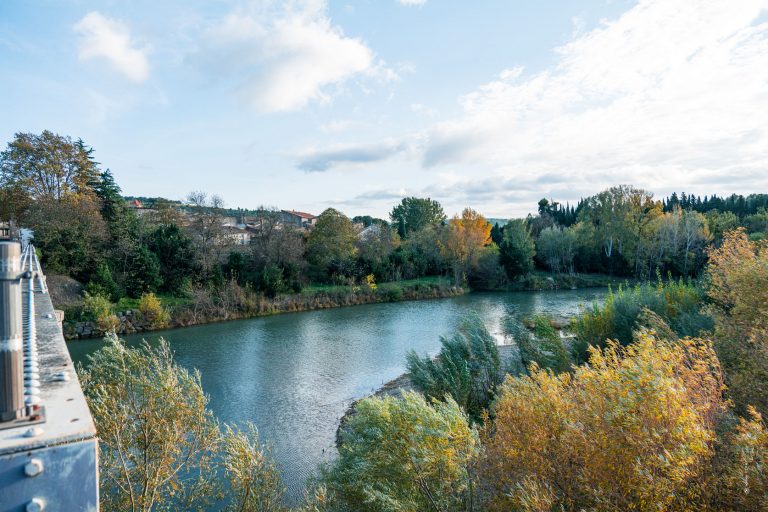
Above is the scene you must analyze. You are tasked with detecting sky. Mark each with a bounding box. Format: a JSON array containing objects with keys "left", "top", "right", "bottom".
[{"left": 1, "top": 0, "right": 768, "bottom": 219}]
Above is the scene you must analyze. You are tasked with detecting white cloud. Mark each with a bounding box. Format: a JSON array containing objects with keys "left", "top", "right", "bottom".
[
  {"left": 74, "top": 12, "right": 149, "bottom": 83},
  {"left": 198, "top": 0, "right": 394, "bottom": 112},
  {"left": 398, "top": 0, "right": 427, "bottom": 6},
  {"left": 421, "top": 0, "right": 768, "bottom": 201}
]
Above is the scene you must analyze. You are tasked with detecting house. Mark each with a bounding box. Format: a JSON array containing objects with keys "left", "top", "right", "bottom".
[
  {"left": 0, "top": 221, "right": 16, "bottom": 241},
  {"left": 223, "top": 226, "right": 252, "bottom": 246},
  {"left": 280, "top": 210, "right": 318, "bottom": 228}
]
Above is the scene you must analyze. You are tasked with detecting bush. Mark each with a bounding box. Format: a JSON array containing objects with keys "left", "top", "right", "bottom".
[
  {"left": 326, "top": 392, "right": 478, "bottom": 512},
  {"left": 138, "top": 292, "right": 170, "bottom": 329},
  {"left": 377, "top": 283, "right": 403, "bottom": 302},
  {"left": 407, "top": 314, "right": 501, "bottom": 422},
  {"left": 82, "top": 291, "right": 112, "bottom": 321},
  {"left": 481, "top": 333, "right": 727, "bottom": 511},
  {"left": 706, "top": 228, "right": 768, "bottom": 417},
  {"left": 507, "top": 314, "right": 570, "bottom": 374},
  {"left": 571, "top": 280, "right": 713, "bottom": 362}
]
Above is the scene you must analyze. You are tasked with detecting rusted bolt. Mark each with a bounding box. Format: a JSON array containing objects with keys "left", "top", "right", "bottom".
[{"left": 24, "top": 459, "right": 44, "bottom": 477}]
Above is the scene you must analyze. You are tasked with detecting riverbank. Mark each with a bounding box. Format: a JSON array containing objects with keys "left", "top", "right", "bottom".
[
  {"left": 60, "top": 271, "right": 624, "bottom": 340},
  {"left": 504, "top": 271, "right": 631, "bottom": 291},
  {"left": 63, "top": 277, "right": 467, "bottom": 340}
]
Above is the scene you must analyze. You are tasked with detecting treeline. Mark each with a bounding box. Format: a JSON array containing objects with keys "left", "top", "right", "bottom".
[
  {"left": 2, "top": 131, "right": 766, "bottom": 312},
  {"left": 79, "top": 226, "right": 768, "bottom": 511}
]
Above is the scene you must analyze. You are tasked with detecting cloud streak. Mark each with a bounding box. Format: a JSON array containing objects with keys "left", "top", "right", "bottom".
[{"left": 297, "top": 138, "right": 408, "bottom": 172}]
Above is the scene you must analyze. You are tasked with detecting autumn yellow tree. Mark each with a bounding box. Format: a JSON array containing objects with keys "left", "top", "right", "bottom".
[
  {"left": 706, "top": 228, "right": 768, "bottom": 416},
  {"left": 440, "top": 207, "right": 492, "bottom": 285},
  {"left": 480, "top": 332, "right": 727, "bottom": 511}
]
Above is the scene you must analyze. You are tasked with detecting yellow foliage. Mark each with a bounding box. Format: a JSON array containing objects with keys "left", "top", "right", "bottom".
[
  {"left": 440, "top": 207, "right": 492, "bottom": 284},
  {"left": 138, "top": 292, "right": 170, "bottom": 329},
  {"left": 706, "top": 228, "right": 768, "bottom": 417},
  {"left": 482, "top": 332, "right": 727, "bottom": 511}
]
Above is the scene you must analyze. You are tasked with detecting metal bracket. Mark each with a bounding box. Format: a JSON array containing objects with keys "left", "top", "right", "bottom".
[{"left": 0, "top": 405, "right": 46, "bottom": 431}]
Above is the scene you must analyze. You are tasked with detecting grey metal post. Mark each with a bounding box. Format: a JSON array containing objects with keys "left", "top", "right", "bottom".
[{"left": 0, "top": 241, "right": 24, "bottom": 421}]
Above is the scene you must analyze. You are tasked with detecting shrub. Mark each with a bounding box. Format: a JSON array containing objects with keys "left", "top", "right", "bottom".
[
  {"left": 507, "top": 314, "right": 570, "bottom": 374},
  {"left": 481, "top": 333, "right": 727, "bottom": 511},
  {"left": 138, "top": 292, "right": 170, "bottom": 329},
  {"left": 82, "top": 291, "right": 112, "bottom": 321},
  {"left": 706, "top": 228, "right": 768, "bottom": 417},
  {"left": 711, "top": 407, "right": 768, "bottom": 510},
  {"left": 571, "top": 280, "right": 713, "bottom": 362},
  {"left": 377, "top": 283, "right": 403, "bottom": 302},
  {"left": 326, "top": 392, "right": 479, "bottom": 512},
  {"left": 221, "top": 424, "right": 285, "bottom": 512},
  {"left": 407, "top": 314, "right": 501, "bottom": 422}
]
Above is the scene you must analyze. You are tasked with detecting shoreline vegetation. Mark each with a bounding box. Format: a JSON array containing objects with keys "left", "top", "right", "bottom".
[{"left": 60, "top": 272, "right": 622, "bottom": 340}]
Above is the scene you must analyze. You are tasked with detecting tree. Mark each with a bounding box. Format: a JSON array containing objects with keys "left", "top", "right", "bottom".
[
  {"left": 481, "top": 333, "right": 726, "bottom": 511},
  {"left": 0, "top": 131, "right": 100, "bottom": 200},
  {"left": 220, "top": 424, "right": 285, "bottom": 512},
  {"left": 578, "top": 185, "right": 655, "bottom": 274},
  {"left": 536, "top": 226, "right": 576, "bottom": 274},
  {"left": 356, "top": 223, "right": 400, "bottom": 280},
  {"left": 79, "top": 335, "right": 221, "bottom": 511},
  {"left": 328, "top": 392, "right": 479, "bottom": 512},
  {"left": 407, "top": 314, "right": 501, "bottom": 422},
  {"left": 186, "top": 191, "right": 227, "bottom": 272},
  {"left": 147, "top": 224, "right": 198, "bottom": 294},
  {"left": 489, "top": 222, "right": 502, "bottom": 245},
  {"left": 498, "top": 219, "right": 535, "bottom": 279},
  {"left": 125, "top": 245, "right": 163, "bottom": 298},
  {"left": 440, "top": 208, "right": 492, "bottom": 285},
  {"left": 306, "top": 208, "right": 358, "bottom": 282},
  {"left": 389, "top": 197, "right": 445, "bottom": 238},
  {"left": 250, "top": 207, "right": 305, "bottom": 290},
  {"left": 706, "top": 228, "right": 768, "bottom": 417},
  {"left": 79, "top": 335, "right": 286, "bottom": 512},
  {"left": 26, "top": 193, "right": 108, "bottom": 280}
]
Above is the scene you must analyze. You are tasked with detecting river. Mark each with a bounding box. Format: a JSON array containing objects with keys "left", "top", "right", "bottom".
[{"left": 67, "top": 288, "right": 606, "bottom": 502}]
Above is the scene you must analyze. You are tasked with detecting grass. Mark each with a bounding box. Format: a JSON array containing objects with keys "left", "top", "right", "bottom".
[{"left": 299, "top": 276, "right": 454, "bottom": 296}]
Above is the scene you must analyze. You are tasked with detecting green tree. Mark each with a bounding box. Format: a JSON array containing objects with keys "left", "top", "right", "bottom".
[
  {"left": 306, "top": 208, "right": 358, "bottom": 281},
  {"left": 407, "top": 314, "right": 502, "bottom": 422},
  {"left": 0, "top": 131, "right": 100, "bottom": 200},
  {"left": 125, "top": 245, "right": 163, "bottom": 297},
  {"left": 79, "top": 335, "right": 221, "bottom": 511},
  {"left": 85, "top": 262, "right": 121, "bottom": 301},
  {"left": 26, "top": 194, "right": 108, "bottom": 280},
  {"left": 499, "top": 219, "right": 535, "bottom": 279},
  {"left": 79, "top": 335, "right": 286, "bottom": 512},
  {"left": 220, "top": 424, "right": 286, "bottom": 512},
  {"left": 536, "top": 226, "right": 576, "bottom": 274},
  {"left": 578, "top": 185, "right": 656, "bottom": 274},
  {"left": 147, "top": 224, "right": 198, "bottom": 294},
  {"left": 389, "top": 197, "right": 446, "bottom": 238},
  {"left": 328, "top": 392, "right": 479, "bottom": 512}
]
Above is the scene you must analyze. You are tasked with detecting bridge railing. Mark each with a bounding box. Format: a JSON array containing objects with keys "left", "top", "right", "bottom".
[{"left": 0, "top": 241, "right": 99, "bottom": 512}]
